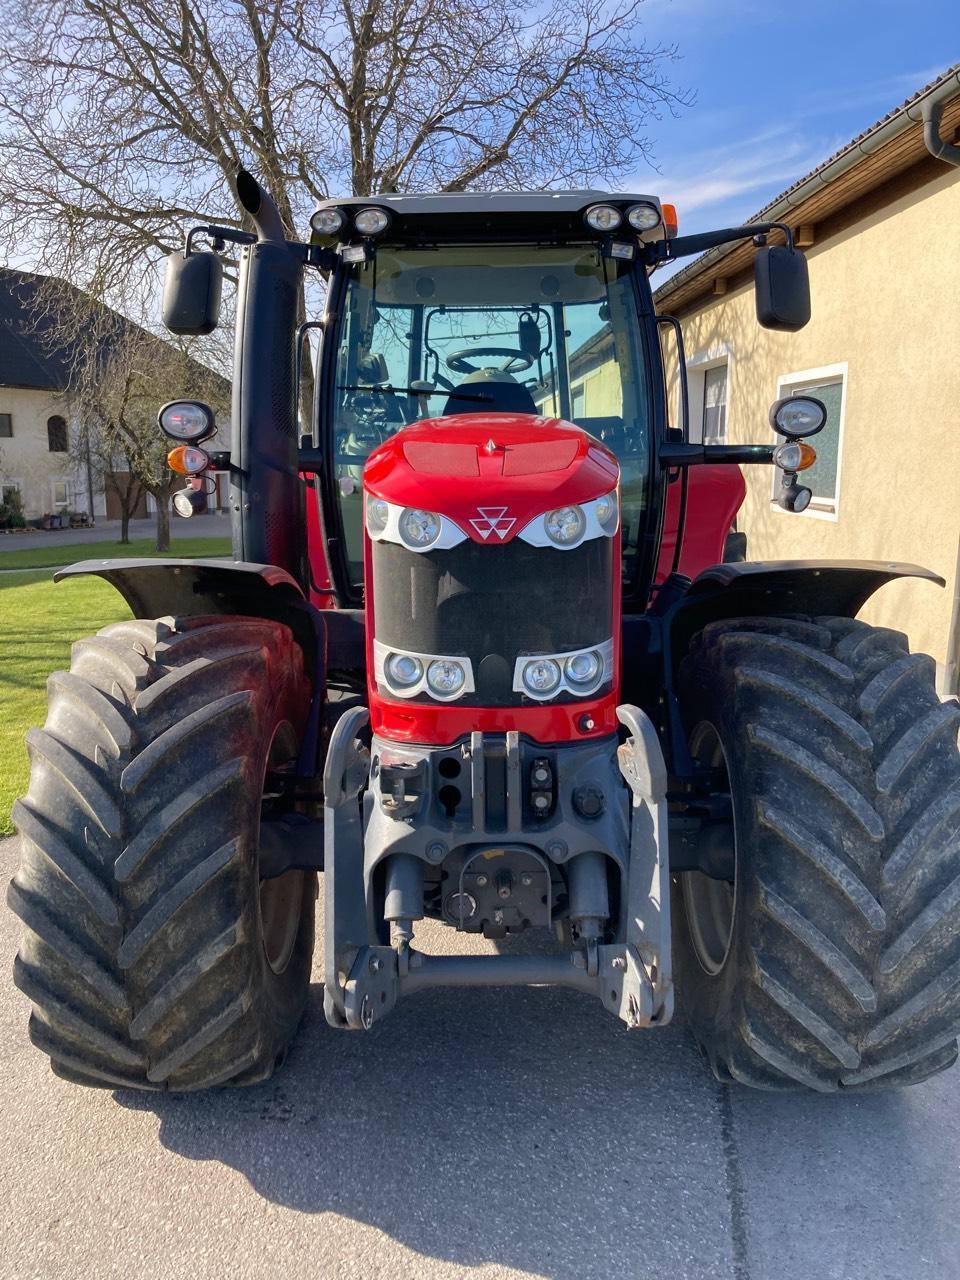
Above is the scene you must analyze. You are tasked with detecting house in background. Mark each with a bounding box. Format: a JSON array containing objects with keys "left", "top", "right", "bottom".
[
  {"left": 655, "top": 65, "right": 960, "bottom": 694},
  {"left": 0, "top": 269, "right": 87, "bottom": 521},
  {"left": 0, "top": 268, "right": 231, "bottom": 524}
]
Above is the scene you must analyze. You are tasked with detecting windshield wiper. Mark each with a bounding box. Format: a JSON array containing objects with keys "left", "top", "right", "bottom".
[{"left": 338, "top": 384, "right": 493, "bottom": 403}]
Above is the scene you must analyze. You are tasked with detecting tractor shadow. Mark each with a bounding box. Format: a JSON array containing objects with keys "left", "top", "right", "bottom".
[
  {"left": 114, "top": 925, "right": 939, "bottom": 1280},
  {"left": 115, "top": 927, "right": 738, "bottom": 1280}
]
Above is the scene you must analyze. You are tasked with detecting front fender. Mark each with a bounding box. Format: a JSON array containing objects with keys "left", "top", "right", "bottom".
[{"left": 632, "top": 559, "right": 944, "bottom": 781}]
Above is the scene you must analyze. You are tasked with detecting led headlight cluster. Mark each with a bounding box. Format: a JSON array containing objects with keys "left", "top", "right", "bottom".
[
  {"left": 365, "top": 494, "right": 467, "bottom": 552},
  {"left": 374, "top": 641, "right": 474, "bottom": 702},
  {"left": 518, "top": 490, "right": 619, "bottom": 550},
  {"left": 310, "top": 205, "right": 391, "bottom": 237},
  {"left": 512, "top": 639, "right": 614, "bottom": 702},
  {"left": 583, "top": 202, "right": 661, "bottom": 234}
]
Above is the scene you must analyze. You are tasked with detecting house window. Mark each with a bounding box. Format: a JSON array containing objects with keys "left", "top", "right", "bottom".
[
  {"left": 774, "top": 364, "right": 846, "bottom": 517},
  {"left": 0, "top": 413, "right": 11, "bottom": 438},
  {"left": 0, "top": 481, "right": 21, "bottom": 502},
  {"left": 571, "top": 384, "right": 586, "bottom": 419},
  {"left": 47, "top": 415, "right": 68, "bottom": 452},
  {"left": 702, "top": 363, "right": 728, "bottom": 444},
  {"left": 52, "top": 481, "right": 71, "bottom": 510}
]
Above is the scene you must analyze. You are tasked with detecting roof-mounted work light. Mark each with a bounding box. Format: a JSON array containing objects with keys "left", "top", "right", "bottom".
[
  {"left": 310, "top": 207, "right": 345, "bottom": 236},
  {"left": 353, "top": 207, "right": 391, "bottom": 236},
  {"left": 584, "top": 204, "right": 622, "bottom": 232}
]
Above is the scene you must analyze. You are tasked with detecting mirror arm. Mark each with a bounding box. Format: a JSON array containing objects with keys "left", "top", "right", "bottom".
[
  {"left": 648, "top": 221, "right": 795, "bottom": 265},
  {"left": 185, "top": 224, "right": 258, "bottom": 254},
  {"left": 659, "top": 443, "right": 775, "bottom": 468}
]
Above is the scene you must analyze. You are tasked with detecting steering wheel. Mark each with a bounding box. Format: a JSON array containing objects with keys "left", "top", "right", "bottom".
[{"left": 445, "top": 346, "right": 535, "bottom": 375}]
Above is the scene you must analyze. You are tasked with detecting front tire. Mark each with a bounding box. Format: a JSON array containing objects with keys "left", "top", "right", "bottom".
[
  {"left": 675, "top": 615, "right": 960, "bottom": 1092},
  {"left": 8, "top": 616, "right": 316, "bottom": 1091}
]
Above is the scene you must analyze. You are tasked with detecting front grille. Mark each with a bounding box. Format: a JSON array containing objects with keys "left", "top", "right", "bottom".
[{"left": 371, "top": 536, "right": 613, "bottom": 705}]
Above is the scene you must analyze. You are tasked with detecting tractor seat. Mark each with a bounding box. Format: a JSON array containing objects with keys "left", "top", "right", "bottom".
[{"left": 443, "top": 368, "right": 538, "bottom": 417}]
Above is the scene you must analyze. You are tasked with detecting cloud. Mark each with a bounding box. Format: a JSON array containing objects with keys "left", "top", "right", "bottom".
[{"left": 633, "top": 126, "right": 835, "bottom": 215}]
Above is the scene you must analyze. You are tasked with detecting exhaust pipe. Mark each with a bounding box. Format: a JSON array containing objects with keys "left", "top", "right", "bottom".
[{"left": 234, "top": 168, "right": 287, "bottom": 242}]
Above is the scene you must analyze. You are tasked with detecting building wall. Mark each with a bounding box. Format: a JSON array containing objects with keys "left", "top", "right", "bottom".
[
  {"left": 0, "top": 385, "right": 96, "bottom": 519},
  {"left": 662, "top": 163, "right": 960, "bottom": 690}
]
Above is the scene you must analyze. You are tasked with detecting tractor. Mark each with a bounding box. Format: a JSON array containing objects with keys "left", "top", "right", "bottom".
[{"left": 9, "top": 171, "right": 960, "bottom": 1094}]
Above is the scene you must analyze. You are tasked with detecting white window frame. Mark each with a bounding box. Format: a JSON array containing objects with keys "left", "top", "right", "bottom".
[
  {"left": 1, "top": 478, "right": 24, "bottom": 501},
  {"left": 686, "top": 343, "right": 732, "bottom": 445},
  {"left": 51, "top": 479, "right": 72, "bottom": 510},
  {"left": 772, "top": 362, "right": 847, "bottom": 522}
]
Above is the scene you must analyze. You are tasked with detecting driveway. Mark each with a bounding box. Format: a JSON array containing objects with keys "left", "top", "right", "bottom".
[
  {"left": 0, "top": 834, "right": 957, "bottom": 1280},
  {"left": 0, "top": 513, "right": 229, "bottom": 553}
]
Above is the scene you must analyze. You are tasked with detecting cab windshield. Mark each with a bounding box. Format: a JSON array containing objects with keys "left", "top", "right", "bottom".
[{"left": 328, "top": 243, "right": 653, "bottom": 585}]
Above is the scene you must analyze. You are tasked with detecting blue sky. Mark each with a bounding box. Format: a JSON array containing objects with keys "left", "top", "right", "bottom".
[{"left": 627, "top": 0, "right": 959, "bottom": 235}]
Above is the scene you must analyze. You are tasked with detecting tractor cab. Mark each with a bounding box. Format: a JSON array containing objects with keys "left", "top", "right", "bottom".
[{"left": 309, "top": 192, "right": 669, "bottom": 602}]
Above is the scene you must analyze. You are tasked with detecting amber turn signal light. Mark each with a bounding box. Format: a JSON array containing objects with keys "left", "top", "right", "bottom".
[
  {"left": 772, "top": 441, "right": 817, "bottom": 472},
  {"left": 661, "top": 203, "right": 679, "bottom": 236},
  {"left": 167, "top": 445, "right": 210, "bottom": 475}
]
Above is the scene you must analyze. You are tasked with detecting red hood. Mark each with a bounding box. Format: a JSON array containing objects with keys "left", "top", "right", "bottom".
[{"left": 363, "top": 413, "right": 619, "bottom": 544}]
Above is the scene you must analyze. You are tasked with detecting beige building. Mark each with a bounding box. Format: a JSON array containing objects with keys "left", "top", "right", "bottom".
[
  {"left": 655, "top": 66, "right": 960, "bottom": 693},
  {"left": 0, "top": 268, "right": 231, "bottom": 525}
]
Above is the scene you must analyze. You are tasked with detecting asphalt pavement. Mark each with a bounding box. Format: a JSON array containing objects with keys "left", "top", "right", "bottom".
[
  {"left": 0, "top": 513, "right": 228, "bottom": 554},
  {"left": 0, "top": 833, "right": 958, "bottom": 1280}
]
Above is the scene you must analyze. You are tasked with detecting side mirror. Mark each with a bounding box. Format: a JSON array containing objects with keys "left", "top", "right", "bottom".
[
  {"left": 754, "top": 243, "right": 810, "bottom": 331},
  {"left": 162, "top": 249, "right": 223, "bottom": 335}
]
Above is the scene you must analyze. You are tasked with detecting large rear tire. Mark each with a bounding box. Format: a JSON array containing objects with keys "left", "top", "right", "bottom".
[
  {"left": 8, "top": 616, "right": 316, "bottom": 1091},
  {"left": 675, "top": 614, "right": 960, "bottom": 1092}
]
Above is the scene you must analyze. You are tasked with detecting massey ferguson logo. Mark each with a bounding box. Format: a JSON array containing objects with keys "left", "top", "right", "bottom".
[{"left": 469, "top": 506, "right": 516, "bottom": 540}]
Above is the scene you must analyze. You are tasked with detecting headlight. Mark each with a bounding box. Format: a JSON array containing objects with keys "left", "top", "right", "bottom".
[
  {"left": 627, "top": 203, "right": 661, "bottom": 231},
  {"left": 769, "top": 394, "right": 827, "bottom": 438},
  {"left": 158, "top": 400, "right": 215, "bottom": 442},
  {"left": 584, "top": 204, "right": 622, "bottom": 232},
  {"left": 366, "top": 496, "right": 389, "bottom": 536},
  {"left": 398, "top": 507, "right": 442, "bottom": 548},
  {"left": 522, "top": 658, "right": 562, "bottom": 697},
  {"left": 564, "top": 651, "right": 602, "bottom": 687},
  {"left": 354, "top": 207, "right": 390, "bottom": 236},
  {"left": 427, "top": 659, "right": 466, "bottom": 697},
  {"left": 594, "top": 490, "right": 619, "bottom": 534},
  {"left": 310, "top": 207, "right": 344, "bottom": 235},
  {"left": 385, "top": 652, "right": 423, "bottom": 688},
  {"left": 544, "top": 505, "right": 586, "bottom": 546}
]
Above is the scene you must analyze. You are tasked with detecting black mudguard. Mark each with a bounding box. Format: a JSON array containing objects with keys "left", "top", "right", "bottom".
[
  {"left": 53, "top": 557, "right": 366, "bottom": 674},
  {"left": 623, "top": 559, "right": 945, "bottom": 780}
]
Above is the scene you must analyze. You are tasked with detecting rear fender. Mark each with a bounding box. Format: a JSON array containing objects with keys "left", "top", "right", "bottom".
[{"left": 632, "top": 559, "right": 945, "bottom": 781}]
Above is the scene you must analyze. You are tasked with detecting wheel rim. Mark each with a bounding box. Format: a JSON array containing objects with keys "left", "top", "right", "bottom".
[
  {"left": 258, "top": 723, "right": 306, "bottom": 975},
  {"left": 682, "top": 721, "right": 738, "bottom": 976}
]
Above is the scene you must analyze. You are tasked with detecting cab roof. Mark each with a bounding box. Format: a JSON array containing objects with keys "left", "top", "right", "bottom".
[{"left": 310, "top": 190, "right": 664, "bottom": 246}]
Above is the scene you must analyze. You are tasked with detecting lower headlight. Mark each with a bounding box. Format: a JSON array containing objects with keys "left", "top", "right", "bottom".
[
  {"left": 545, "top": 505, "right": 586, "bottom": 546},
  {"left": 386, "top": 653, "right": 423, "bottom": 688},
  {"left": 564, "top": 651, "right": 602, "bottom": 687},
  {"left": 426, "top": 659, "right": 466, "bottom": 697},
  {"left": 399, "top": 507, "right": 441, "bottom": 548},
  {"left": 522, "top": 658, "right": 562, "bottom": 697}
]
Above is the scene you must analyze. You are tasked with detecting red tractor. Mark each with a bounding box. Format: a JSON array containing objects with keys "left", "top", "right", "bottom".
[{"left": 10, "top": 174, "right": 960, "bottom": 1093}]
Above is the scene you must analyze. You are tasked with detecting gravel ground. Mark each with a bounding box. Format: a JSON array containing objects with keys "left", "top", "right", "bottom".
[{"left": 0, "top": 833, "right": 958, "bottom": 1280}]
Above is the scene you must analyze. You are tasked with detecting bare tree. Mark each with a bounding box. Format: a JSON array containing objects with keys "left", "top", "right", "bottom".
[
  {"left": 29, "top": 278, "right": 230, "bottom": 549},
  {"left": 0, "top": 0, "right": 687, "bottom": 307}
]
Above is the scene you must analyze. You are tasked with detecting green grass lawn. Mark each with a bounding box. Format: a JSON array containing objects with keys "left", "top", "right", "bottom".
[
  {"left": 0, "top": 536, "right": 231, "bottom": 571},
  {"left": 0, "top": 573, "right": 132, "bottom": 833}
]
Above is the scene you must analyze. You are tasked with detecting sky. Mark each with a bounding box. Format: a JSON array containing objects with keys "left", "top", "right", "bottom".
[{"left": 626, "top": 0, "right": 959, "bottom": 240}]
